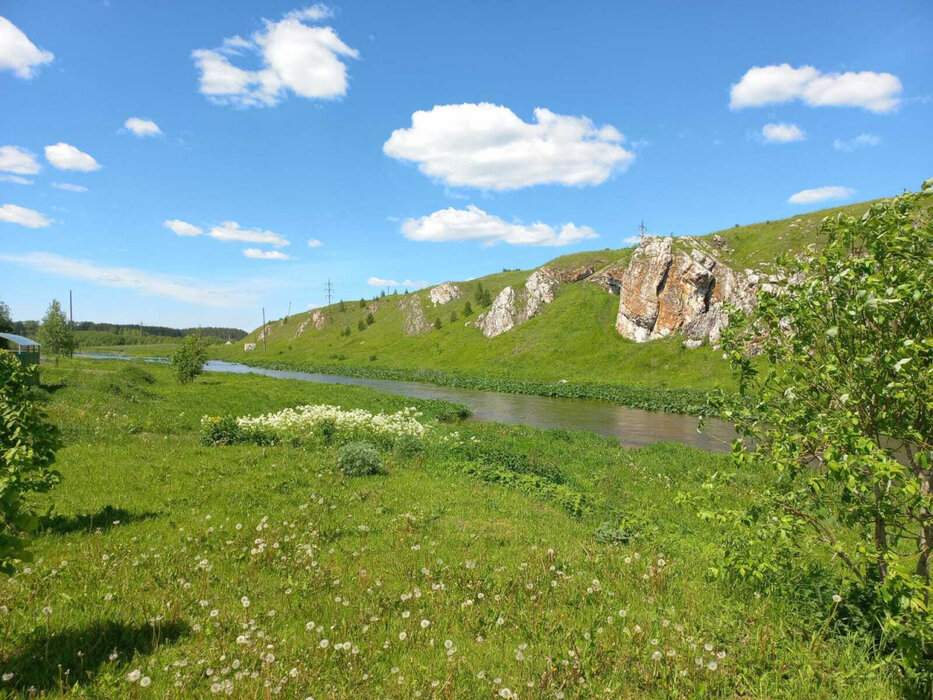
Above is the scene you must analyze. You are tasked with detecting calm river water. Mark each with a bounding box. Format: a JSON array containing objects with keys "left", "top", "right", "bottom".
[{"left": 77, "top": 354, "right": 735, "bottom": 451}]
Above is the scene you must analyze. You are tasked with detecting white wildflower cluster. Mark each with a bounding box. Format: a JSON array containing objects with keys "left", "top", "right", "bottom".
[{"left": 234, "top": 404, "right": 426, "bottom": 441}]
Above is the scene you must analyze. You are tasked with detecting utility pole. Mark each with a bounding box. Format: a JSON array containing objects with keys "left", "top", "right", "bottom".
[
  {"left": 324, "top": 280, "right": 334, "bottom": 307},
  {"left": 286, "top": 301, "right": 291, "bottom": 322},
  {"left": 638, "top": 220, "right": 647, "bottom": 242},
  {"left": 261, "top": 307, "right": 267, "bottom": 351},
  {"left": 69, "top": 290, "right": 73, "bottom": 329}
]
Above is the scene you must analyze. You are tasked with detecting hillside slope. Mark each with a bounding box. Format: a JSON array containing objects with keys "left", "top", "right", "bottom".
[{"left": 218, "top": 197, "right": 885, "bottom": 393}]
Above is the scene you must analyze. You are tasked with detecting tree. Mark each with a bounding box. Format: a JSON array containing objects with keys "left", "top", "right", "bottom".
[
  {"left": 171, "top": 332, "right": 208, "bottom": 384},
  {"left": 357, "top": 319, "right": 366, "bottom": 331},
  {"left": 0, "top": 350, "right": 61, "bottom": 574},
  {"left": 474, "top": 283, "right": 492, "bottom": 308},
  {"left": 450, "top": 310, "right": 458, "bottom": 322},
  {"left": 38, "top": 300, "right": 76, "bottom": 365},
  {"left": 339, "top": 300, "right": 346, "bottom": 312},
  {"left": 0, "top": 301, "right": 12, "bottom": 333},
  {"left": 716, "top": 181, "right": 933, "bottom": 678},
  {"left": 462, "top": 301, "right": 473, "bottom": 317},
  {"left": 359, "top": 298, "right": 366, "bottom": 308},
  {"left": 433, "top": 316, "right": 442, "bottom": 330},
  {"left": 365, "top": 312, "right": 375, "bottom": 326}
]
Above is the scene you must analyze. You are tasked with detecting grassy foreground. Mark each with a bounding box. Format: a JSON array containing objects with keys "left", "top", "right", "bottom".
[{"left": 0, "top": 359, "right": 895, "bottom": 697}]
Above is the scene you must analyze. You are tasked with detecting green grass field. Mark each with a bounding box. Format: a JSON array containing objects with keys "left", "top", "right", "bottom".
[{"left": 0, "top": 359, "right": 897, "bottom": 697}]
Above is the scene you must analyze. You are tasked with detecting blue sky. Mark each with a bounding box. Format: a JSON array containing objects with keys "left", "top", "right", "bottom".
[{"left": 1, "top": 0, "right": 930, "bottom": 330}]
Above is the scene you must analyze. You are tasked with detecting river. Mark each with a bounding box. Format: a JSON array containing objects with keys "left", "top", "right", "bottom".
[{"left": 76, "top": 354, "right": 735, "bottom": 451}]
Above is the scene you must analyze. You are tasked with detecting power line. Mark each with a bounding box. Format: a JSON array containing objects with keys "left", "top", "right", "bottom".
[{"left": 324, "top": 279, "right": 334, "bottom": 306}]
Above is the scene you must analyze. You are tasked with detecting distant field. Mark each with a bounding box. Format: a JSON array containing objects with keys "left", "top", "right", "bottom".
[{"left": 0, "top": 358, "right": 897, "bottom": 697}]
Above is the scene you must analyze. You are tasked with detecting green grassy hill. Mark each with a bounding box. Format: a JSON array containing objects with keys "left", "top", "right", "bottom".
[{"left": 218, "top": 198, "right": 886, "bottom": 398}]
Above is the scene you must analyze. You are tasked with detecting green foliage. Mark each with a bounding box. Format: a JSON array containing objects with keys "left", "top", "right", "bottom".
[
  {"left": 358, "top": 319, "right": 366, "bottom": 331},
  {"left": 460, "top": 462, "right": 589, "bottom": 518},
  {"left": 366, "top": 312, "right": 375, "bottom": 326},
  {"left": 171, "top": 333, "right": 208, "bottom": 384},
  {"left": 199, "top": 414, "right": 243, "bottom": 446},
  {"left": 462, "top": 300, "right": 473, "bottom": 317},
  {"left": 339, "top": 300, "right": 346, "bottom": 312},
  {"left": 394, "top": 433, "right": 424, "bottom": 458},
  {"left": 0, "top": 351, "right": 61, "bottom": 574},
  {"left": 474, "top": 283, "right": 492, "bottom": 308},
  {"left": 336, "top": 441, "right": 385, "bottom": 477},
  {"left": 449, "top": 310, "right": 458, "bottom": 323},
  {"left": 433, "top": 317, "right": 442, "bottom": 330},
  {"left": 715, "top": 182, "right": 933, "bottom": 684},
  {"left": 341, "top": 326, "right": 351, "bottom": 337},
  {"left": 38, "top": 299, "right": 77, "bottom": 363},
  {"left": 359, "top": 299, "right": 366, "bottom": 308},
  {"left": 0, "top": 300, "right": 12, "bottom": 333}
]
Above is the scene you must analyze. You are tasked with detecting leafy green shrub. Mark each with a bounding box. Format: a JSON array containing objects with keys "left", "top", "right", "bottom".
[
  {"left": 715, "top": 181, "right": 933, "bottom": 686},
  {"left": 337, "top": 442, "right": 384, "bottom": 477},
  {"left": 394, "top": 433, "right": 424, "bottom": 458},
  {"left": 461, "top": 463, "right": 589, "bottom": 517},
  {"left": 0, "top": 351, "right": 62, "bottom": 574},
  {"left": 117, "top": 365, "right": 155, "bottom": 385},
  {"left": 199, "top": 415, "right": 243, "bottom": 446},
  {"left": 171, "top": 333, "right": 208, "bottom": 384},
  {"left": 594, "top": 522, "right": 633, "bottom": 545}
]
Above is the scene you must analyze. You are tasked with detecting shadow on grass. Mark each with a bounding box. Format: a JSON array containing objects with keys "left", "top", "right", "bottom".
[
  {"left": 38, "top": 505, "right": 160, "bottom": 535},
  {"left": 1, "top": 619, "right": 189, "bottom": 692}
]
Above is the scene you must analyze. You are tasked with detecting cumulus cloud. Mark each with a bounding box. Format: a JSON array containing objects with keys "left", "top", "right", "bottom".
[
  {"left": 367, "top": 277, "right": 427, "bottom": 289},
  {"left": 0, "top": 252, "right": 253, "bottom": 307},
  {"left": 243, "top": 248, "right": 290, "bottom": 260},
  {"left": 401, "top": 205, "right": 598, "bottom": 247},
  {"left": 163, "top": 219, "right": 203, "bottom": 237},
  {"left": 52, "top": 182, "right": 88, "bottom": 192},
  {"left": 0, "top": 174, "right": 33, "bottom": 185},
  {"left": 0, "top": 145, "right": 41, "bottom": 175},
  {"left": 833, "top": 133, "right": 881, "bottom": 152},
  {"left": 788, "top": 186, "right": 854, "bottom": 204},
  {"left": 0, "top": 16, "right": 54, "bottom": 79},
  {"left": 124, "top": 117, "right": 162, "bottom": 137},
  {"left": 45, "top": 142, "right": 101, "bottom": 171},
  {"left": 384, "top": 103, "right": 634, "bottom": 190},
  {"left": 761, "top": 122, "right": 805, "bottom": 143},
  {"left": 0, "top": 203, "right": 51, "bottom": 228},
  {"left": 307, "top": 238, "right": 323, "bottom": 247},
  {"left": 210, "top": 221, "right": 289, "bottom": 247},
  {"left": 730, "top": 64, "right": 902, "bottom": 113},
  {"left": 192, "top": 8, "right": 358, "bottom": 108}
]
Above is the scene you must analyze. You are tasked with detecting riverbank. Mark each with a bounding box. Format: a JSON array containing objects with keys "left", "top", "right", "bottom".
[
  {"left": 0, "top": 358, "right": 895, "bottom": 697},
  {"left": 219, "top": 357, "right": 719, "bottom": 416}
]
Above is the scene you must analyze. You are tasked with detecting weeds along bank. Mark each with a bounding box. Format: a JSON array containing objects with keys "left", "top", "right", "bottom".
[{"left": 0, "top": 359, "right": 899, "bottom": 697}]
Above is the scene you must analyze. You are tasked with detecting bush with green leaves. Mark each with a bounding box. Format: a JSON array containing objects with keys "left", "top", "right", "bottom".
[
  {"left": 171, "top": 333, "right": 208, "bottom": 384},
  {"left": 0, "top": 351, "right": 62, "bottom": 574},
  {"left": 336, "top": 441, "right": 384, "bottom": 477},
  {"left": 714, "top": 181, "right": 933, "bottom": 684}
]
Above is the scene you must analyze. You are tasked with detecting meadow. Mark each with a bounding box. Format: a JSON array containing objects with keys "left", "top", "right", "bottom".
[{"left": 0, "top": 358, "right": 897, "bottom": 697}]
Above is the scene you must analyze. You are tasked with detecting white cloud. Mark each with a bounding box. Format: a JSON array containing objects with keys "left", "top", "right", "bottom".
[
  {"left": 0, "top": 145, "right": 41, "bottom": 175},
  {"left": 45, "top": 142, "right": 101, "bottom": 172},
  {"left": 788, "top": 186, "right": 854, "bottom": 204},
  {"left": 0, "top": 174, "right": 33, "bottom": 185},
  {"left": 401, "top": 205, "right": 599, "bottom": 247},
  {"left": 192, "top": 9, "right": 358, "bottom": 108},
  {"left": 243, "top": 248, "right": 290, "bottom": 260},
  {"left": 623, "top": 235, "right": 641, "bottom": 245},
  {"left": 0, "top": 252, "right": 254, "bottom": 307},
  {"left": 0, "top": 203, "right": 51, "bottom": 228},
  {"left": 210, "top": 221, "right": 289, "bottom": 247},
  {"left": 833, "top": 133, "right": 881, "bottom": 152},
  {"left": 307, "top": 238, "right": 323, "bottom": 247},
  {"left": 367, "top": 276, "right": 398, "bottom": 287},
  {"left": 163, "top": 219, "right": 203, "bottom": 237},
  {"left": 285, "top": 4, "right": 333, "bottom": 21},
  {"left": 761, "top": 122, "right": 805, "bottom": 143},
  {"left": 730, "top": 63, "right": 902, "bottom": 113},
  {"left": 367, "top": 276, "right": 425, "bottom": 288},
  {"left": 53, "top": 182, "right": 88, "bottom": 192},
  {"left": 0, "top": 16, "right": 54, "bottom": 79},
  {"left": 384, "top": 103, "right": 634, "bottom": 190},
  {"left": 124, "top": 117, "right": 162, "bottom": 137}
]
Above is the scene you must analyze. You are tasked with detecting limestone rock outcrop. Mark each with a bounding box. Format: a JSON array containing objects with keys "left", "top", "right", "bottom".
[
  {"left": 430, "top": 282, "right": 461, "bottom": 306},
  {"left": 476, "top": 286, "right": 516, "bottom": 338},
  {"left": 312, "top": 310, "right": 326, "bottom": 330},
  {"left": 400, "top": 295, "right": 430, "bottom": 335},
  {"left": 614, "top": 236, "right": 757, "bottom": 346},
  {"left": 292, "top": 318, "right": 311, "bottom": 339}
]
